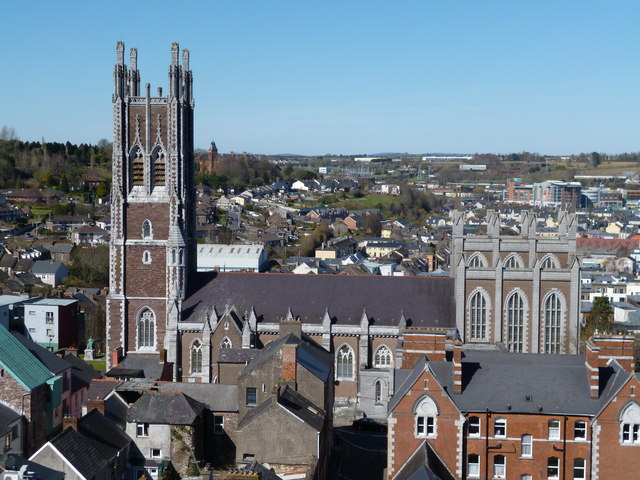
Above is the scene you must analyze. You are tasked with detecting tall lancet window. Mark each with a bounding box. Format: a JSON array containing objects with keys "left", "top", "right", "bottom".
[
  {"left": 153, "top": 153, "right": 165, "bottom": 188},
  {"left": 506, "top": 292, "right": 525, "bottom": 352},
  {"left": 544, "top": 293, "right": 562, "bottom": 354},
  {"left": 138, "top": 309, "right": 155, "bottom": 349},
  {"left": 470, "top": 291, "right": 487, "bottom": 340},
  {"left": 191, "top": 339, "right": 203, "bottom": 374},
  {"left": 336, "top": 345, "right": 354, "bottom": 380},
  {"left": 132, "top": 152, "right": 144, "bottom": 186}
]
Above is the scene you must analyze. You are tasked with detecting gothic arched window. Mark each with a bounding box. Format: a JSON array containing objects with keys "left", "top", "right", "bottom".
[
  {"left": 544, "top": 293, "right": 562, "bottom": 354},
  {"left": 506, "top": 292, "right": 525, "bottom": 352},
  {"left": 142, "top": 220, "right": 152, "bottom": 239},
  {"left": 374, "top": 346, "right": 392, "bottom": 368},
  {"left": 220, "top": 337, "right": 232, "bottom": 349},
  {"left": 415, "top": 396, "right": 438, "bottom": 438},
  {"left": 191, "top": 340, "right": 203, "bottom": 374},
  {"left": 336, "top": 345, "right": 354, "bottom": 380},
  {"left": 469, "top": 291, "right": 488, "bottom": 340},
  {"left": 153, "top": 153, "right": 165, "bottom": 188},
  {"left": 138, "top": 309, "right": 155, "bottom": 350},
  {"left": 504, "top": 254, "right": 523, "bottom": 269},
  {"left": 132, "top": 151, "right": 144, "bottom": 187},
  {"left": 468, "top": 253, "right": 487, "bottom": 268},
  {"left": 620, "top": 402, "right": 640, "bottom": 445},
  {"left": 541, "top": 255, "right": 560, "bottom": 269}
]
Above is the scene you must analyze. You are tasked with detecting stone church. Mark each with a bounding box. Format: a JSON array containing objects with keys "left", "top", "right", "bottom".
[{"left": 106, "top": 44, "right": 580, "bottom": 418}]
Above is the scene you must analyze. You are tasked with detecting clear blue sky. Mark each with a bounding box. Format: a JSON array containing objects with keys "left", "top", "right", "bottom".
[{"left": 1, "top": 0, "right": 638, "bottom": 155}]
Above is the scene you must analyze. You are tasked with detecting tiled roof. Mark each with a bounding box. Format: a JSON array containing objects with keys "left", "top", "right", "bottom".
[
  {"left": 31, "top": 261, "right": 66, "bottom": 275},
  {"left": 183, "top": 272, "right": 455, "bottom": 328},
  {"left": 62, "top": 354, "right": 101, "bottom": 392},
  {"left": 0, "top": 325, "right": 53, "bottom": 391}
]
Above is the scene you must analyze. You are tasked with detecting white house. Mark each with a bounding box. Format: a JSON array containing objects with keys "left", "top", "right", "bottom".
[
  {"left": 31, "top": 261, "right": 68, "bottom": 287},
  {"left": 197, "top": 244, "right": 268, "bottom": 272}
]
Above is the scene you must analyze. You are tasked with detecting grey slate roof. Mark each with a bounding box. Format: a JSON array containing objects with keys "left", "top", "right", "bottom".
[
  {"left": 106, "top": 354, "right": 165, "bottom": 380},
  {"left": 0, "top": 454, "right": 65, "bottom": 480},
  {"left": 277, "top": 385, "right": 326, "bottom": 431},
  {"left": 48, "top": 409, "right": 130, "bottom": 480},
  {"left": 62, "top": 354, "right": 102, "bottom": 393},
  {"left": 12, "top": 332, "right": 69, "bottom": 375},
  {"left": 183, "top": 271, "right": 454, "bottom": 328},
  {"left": 0, "top": 403, "right": 20, "bottom": 437},
  {"left": 390, "top": 350, "right": 632, "bottom": 417},
  {"left": 240, "top": 333, "right": 333, "bottom": 382},
  {"left": 126, "top": 391, "right": 204, "bottom": 425},
  {"left": 218, "top": 348, "right": 260, "bottom": 363},
  {"left": 156, "top": 382, "right": 238, "bottom": 412},
  {"left": 87, "top": 379, "right": 122, "bottom": 400},
  {"left": 238, "top": 396, "right": 273, "bottom": 429},
  {"left": 31, "top": 261, "right": 65, "bottom": 274}
]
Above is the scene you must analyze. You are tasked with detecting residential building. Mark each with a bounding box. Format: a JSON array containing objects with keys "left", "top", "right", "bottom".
[
  {"left": 30, "top": 262, "right": 68, "bottom": 288},
  {"left": 18, "top": 298, "right": 79, "bottom": 351},
  {"left": 386, "top": 333, "right": 639, "bottom": 480}
]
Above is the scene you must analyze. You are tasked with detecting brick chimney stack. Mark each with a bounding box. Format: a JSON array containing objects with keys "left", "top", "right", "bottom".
[
  {"left": 111, "top": 347, "right": 123, "bottom": 366},
  {"left": 281, "top": 343, "right": 298, "bottom": 389},
  {"left": 401, "top": 328, "right": 447, "bottom": 368},
  {"left": 86, "top": 398, "right": 106, "bottom": 415},
  {"left": 63, "top": 414, "right": 78, "bottom": 431},
  {"left": 586, "top": 334, "right": 635, "bottom": 398},
  {"left": 453, "top": 342, "right": 463, "bottom": 394}
]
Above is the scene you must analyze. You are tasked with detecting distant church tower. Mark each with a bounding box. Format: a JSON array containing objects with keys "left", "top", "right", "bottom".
[{"left": 106, "top": 42, "right": 195, "bottom": 376}]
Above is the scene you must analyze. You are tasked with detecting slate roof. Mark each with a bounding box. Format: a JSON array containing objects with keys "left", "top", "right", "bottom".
[
  {"left": 218, "top": 348, "right": 260, "bottom": 363},
  {"left": 0, "top": 403, "right": 20, "bottom": 437},
  {"left": 183, "top": 272, "right": 454, "bottom": 328},
  {"left": 62, "top": 354, "right": 102, "bottom": 392},
  {"left": 47, "top": 410, "right": 129, "bottom": 480},
  {"left": 238, "top": 396, "right": 273, "bottom": 429},
  {"left": 0, "top": 326, "right": 53, "bottom": 391},
  {"left": 87, "top": 379, "right": 122, "bottom": 400},
  {"left": 31, "top": 261, "right": 66, "bottom": 275},
  {"left": 126, "top": 391, "right": 204, "bottom": 425},
  {"left": 156, "top": 382, "right": 238, "bottom": 412},
  {"left": 0, "top": 453, "right": 65, "bottom": 480},
  {"left": 278, "top": 385, "right": 326, "bottom": 431},
  {"left": 12, "top": 332, "right": 69, "bottom": 375},
  {"left": 390, "top": 350, "right": 632, "bottom": 417},
  {"left": 106, "top": 354, "right": 165, "bottom": 380},
  {"left": 240, "top": 333, "right": 333, "bottom": 382}
]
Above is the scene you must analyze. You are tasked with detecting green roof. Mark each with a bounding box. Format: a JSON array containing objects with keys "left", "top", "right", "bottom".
[{"left": 0, "top": 326, "right": 53, "bottom": 391}]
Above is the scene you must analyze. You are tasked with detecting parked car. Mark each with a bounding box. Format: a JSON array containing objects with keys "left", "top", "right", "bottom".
[{"left": 352, "top": 417, "right": 387, "bottom": 432}]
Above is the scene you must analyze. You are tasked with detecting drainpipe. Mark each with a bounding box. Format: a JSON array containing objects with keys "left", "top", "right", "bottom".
[
  {"left": 588, "top": 422, "right": 593, "bottom": 480},
  {"left": 485, "top": 409, "right": 490, "bottom": 480},
  {"left": 562, "top": 416, "right": 567, "bottom": 480}
]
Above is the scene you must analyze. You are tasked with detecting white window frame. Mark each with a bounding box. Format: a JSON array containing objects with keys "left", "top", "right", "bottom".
[
  {"left": 574, "top": 420, "right": 587, "bottom": 440},
  {"left": 246, "top": 387, "right": 257, "bottom": 407},
  {"left": 220, "top": 337, "right": 232, "bottom": 349},
  {"left": 336, "top": 344, "right": 355, "bottom": 381},
  {"left": 373, "top": 345, "right": 392, "bottom": 368},
  {"left": 521, "top": 434, "right": 532, "bottom": 458},
  {"left": 620, "top": 402, "right": 640, "bottom": 445},
  {"left": 494, "top": 418, "right": 507, "bottom": 438},
  {"left": 493, "top": 455, "right": 506, "bottom": 479},
  {"left": 415, "top": 396, "right": 438, "bottom": 439},
  {"left": 573, "top": 458, "right": 586, "bottom": 480},
  {"left": 149, "top": 448, "right": 162, "bottom": 459},
  {"left": 468, "top": 454, "right": 480, "bottom": 478},
  {"left": 548, "top": 419, "right": 561, "bottom": 440}
]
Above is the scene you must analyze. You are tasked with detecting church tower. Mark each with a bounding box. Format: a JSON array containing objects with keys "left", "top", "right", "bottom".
[{"left": 106, "top": 42, "right": 195, "bottom": 376}]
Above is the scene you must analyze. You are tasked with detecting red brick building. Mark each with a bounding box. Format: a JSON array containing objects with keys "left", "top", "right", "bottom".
[{"left": 387, "top": 333, "right": 640, "bottom": 480}]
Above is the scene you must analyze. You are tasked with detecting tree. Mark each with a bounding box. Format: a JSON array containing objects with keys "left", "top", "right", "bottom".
[
  {"left": 43, "top": 171, "right": 56, "bottom": 187},
  {"left": 581, "top": 297, "right": 613, "bottom": 346},
  {"left": 59, "top": 174, "right": 70, "bottom": 193},
  {"left": 96, "top": 182, "right": 107, "bottom": 198}
]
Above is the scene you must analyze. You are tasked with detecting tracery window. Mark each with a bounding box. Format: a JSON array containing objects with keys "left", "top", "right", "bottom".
[
  {"left": 544, "top": 293, "right": 562, "bottom": 354},
  {"left": 336, "top": 345, "right": 354, "bottom": 380},
  {"left": 504, "top": 255, "right": 523, "bottom": 269},
  {"left": 191, "top": 339, "right": 203, "bottom": 374},
  {"left": 506, "top": 292, "right": 525, "bottom": 352},
  {"left": 220, "top": 337, "right": 232, "bottom": 349},
  {"left": 468, "top": 254, "right": 486, "bottom": 268},
  {"left": 470, "top": 291, "right": 487, "bottom": 340},
  {"left": 374, "top": 346, "right": 392, "bottom": 368},
  {"left": 138, "top": 309, "right": 155, "bottom": 349}
]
